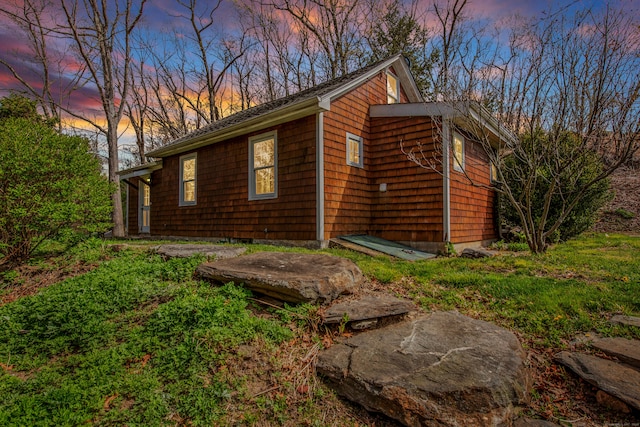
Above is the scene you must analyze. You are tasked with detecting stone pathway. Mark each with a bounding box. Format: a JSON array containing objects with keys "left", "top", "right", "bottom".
[
  {"left": 195, "top": 250, "right": 541, "bottom": 426},
  {"left": 555, "top": 315, "right": 640, "bottom": 413},
  {"left": 155, "top": 244, "right": 246, "bottom": 260}
]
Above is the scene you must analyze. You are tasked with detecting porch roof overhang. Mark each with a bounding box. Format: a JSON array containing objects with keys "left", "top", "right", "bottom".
[
  {"left": 117, "top": 160, "right": 163, "bottom": 180},
  {"left": 370, "top": 102, "right": 516, "bottom": 148}
]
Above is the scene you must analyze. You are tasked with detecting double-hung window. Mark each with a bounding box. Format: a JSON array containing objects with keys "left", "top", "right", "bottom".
[
  {"left": 346, "top": 132, "right": 363, "bottom": 168},
  {"left": 249, "top": 131, "right": 277, "bottom": 200},
  {"left": 387, "top": 71, "right": 399, "bottom": 104},
  {"left": 452, "top": 131, "right": 465, "bottom": 173},
  {"left": 179, "top": 153, "right": 197, "bottom": 206}
]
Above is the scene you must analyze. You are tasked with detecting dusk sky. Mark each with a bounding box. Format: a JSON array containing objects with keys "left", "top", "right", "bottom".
[{"left": 0, "top": 0, "right": 633, "bottom": 136}]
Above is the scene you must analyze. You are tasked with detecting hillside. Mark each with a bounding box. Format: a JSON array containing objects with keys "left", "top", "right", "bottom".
[{"left": 595, "top": 166, "right": 640, "bottom": 234}]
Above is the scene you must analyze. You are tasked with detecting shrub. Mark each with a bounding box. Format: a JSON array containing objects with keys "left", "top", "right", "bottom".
[
  {"left": 0, "top": 117, "right": 113, "bottom": 268},
  {"left": 500, "top": 131, "right": 613, "bottom": 243}
]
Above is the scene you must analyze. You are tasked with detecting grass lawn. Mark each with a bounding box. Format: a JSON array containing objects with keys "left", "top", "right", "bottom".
[{"left": 1, "top": 233, "right": 639, "bottom": 426}]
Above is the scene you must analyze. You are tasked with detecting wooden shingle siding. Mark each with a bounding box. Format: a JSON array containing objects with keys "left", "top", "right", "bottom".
[
  {"left": 127, "top": 178, "right": 140, "bottom": 234},
  {"left": 370, "top": 116, "right": 444, "bottom": 244},
  {"left": 322, "top": 72, "right": 389, "bottom": 238},
  {"left": 449, "top": 133, "right": 497, "bottom": 243},
  {"left": 149, "top": 116, "right": 317, "bottom": 240}
]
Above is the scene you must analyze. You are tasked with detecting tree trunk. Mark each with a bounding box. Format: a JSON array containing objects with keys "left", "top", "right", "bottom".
[{"left": 108, "top": 122, "right": 125, "bottom": 237}]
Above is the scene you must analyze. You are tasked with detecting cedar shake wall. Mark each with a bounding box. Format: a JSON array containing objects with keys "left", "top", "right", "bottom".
[
  {"left": 370, "top": 116, "right": 444, "bottom": 243},
  {"left": 127, "top": 178, "right": 140, "bottom": 235},
  {"left": 449, "top": 132, "right": 497, "bottom": 243},
  {"left": 148, "top": 116, "right": 317, "bottom": 240},
  {"left": 322, "top": 69, "right": 410, "bottom": 239}
]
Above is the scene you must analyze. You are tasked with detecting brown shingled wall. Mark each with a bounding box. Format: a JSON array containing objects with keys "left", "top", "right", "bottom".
[{"left": 147, "top": 116, "right": 317, "bottom": 241}]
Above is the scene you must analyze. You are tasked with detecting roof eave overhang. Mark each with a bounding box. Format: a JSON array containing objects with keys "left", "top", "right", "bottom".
[
  {"left": 370, "top": 102, "right": 515, "bottom": 148},
  {"left": 322, "top": 55, "right": 423, "bottom": 104},
  {"left": 117, "top": 160, "right": 163, "bottom": 180},
  {"left": 147, "top": 97, "right": 327, "bottom": 158}
]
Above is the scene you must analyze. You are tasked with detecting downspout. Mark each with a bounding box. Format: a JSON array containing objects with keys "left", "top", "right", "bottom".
[
  {"left": 442, "top": 119, "right": 451, "bottom": 244},
  {"left": 316, "top": 112, "right": 325, "bottom": 246}
]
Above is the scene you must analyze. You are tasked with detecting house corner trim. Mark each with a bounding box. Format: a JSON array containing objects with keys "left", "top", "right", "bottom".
[
  {"left": 442, "top": 119, "right": 451, "bottom": 242},
  {"left": 316, "top": 112, "right": 325, "bottom": 242}
]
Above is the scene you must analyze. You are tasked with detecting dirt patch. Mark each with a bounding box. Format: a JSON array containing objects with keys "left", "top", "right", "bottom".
[
  {"left": 595, "top": 166, "right": 640, "bottom": 234},
  {"left": 1, "top": 260, "right": 99, "bottom": 305}
]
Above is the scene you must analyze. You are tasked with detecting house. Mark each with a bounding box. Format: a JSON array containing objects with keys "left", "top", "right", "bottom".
[{"left": 118, "top": 54, "right": 512, "bottom": 252}]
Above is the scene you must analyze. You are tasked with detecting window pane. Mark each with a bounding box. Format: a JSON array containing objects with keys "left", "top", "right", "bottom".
[
  {"left": 183, "top": 180, "right": 195, "bottom": 202},
  {"left": 254, "top": 138, "right": 274, "bottom": 168},
  {"left": 387, "top": 73, "right": 398, "bottom": 104},
  {"left": 182, "top": 158, "right": 195, "bottom": 181},
  {"left": 142, "top": 210, "right": 150, "bottom": 227},
  {"left": 453, "top": 134, "right": 464, "bottom": 170},
  {"left": 348, "top": 137, "right": 360, "bottom": 165},
  {"left": 255, "top": 167, "right": 274, "bottom": 195},
  {"left": 143, "top": 183, "right": 150, "bottom": 206}
]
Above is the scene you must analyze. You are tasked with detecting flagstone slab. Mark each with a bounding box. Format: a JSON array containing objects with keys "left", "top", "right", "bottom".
[
  {"left": 197, "top": 252, "right": 362, "bottom": 304},
  {"left": 317, "top": 311, "right": 529, "bottom": 426},
  {"left": 555, "top": 351, "right": 640, "bottom": 411},
  {"left": 155, "top": 244, "right": 246, "bottom": 260}
]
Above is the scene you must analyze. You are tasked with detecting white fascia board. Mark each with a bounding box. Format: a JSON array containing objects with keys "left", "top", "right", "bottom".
[
  {"left": 392, "top": 58, "right": 424, "bottom": 103},
  {"left": 117, "top": 160, "right": 163, "bottom": 180},
  {"left": 321, "top": 55, "right": 423, "bottom": 104},
  {"left": 370, "top": 103, "right": 458, "bottom": 118},
  {"left": 148, "top": 97, "right": 326, "bottom": 158}
]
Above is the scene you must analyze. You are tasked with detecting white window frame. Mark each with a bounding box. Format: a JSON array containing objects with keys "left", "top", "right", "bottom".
[
  {"left": 249, "top": 131, "right": 278, "bottom": 200},
  {"left": 346, "top": 132, "right": 363, "bottom": 168},
  {"left": 386, "top": 71, "right": 400, "bottom": 104},
  {"left": 452, "top": 131, "right": 465, "bottom": 173},
  {"left": 179, "top": 153, "right": 197, "bottom": 206}
]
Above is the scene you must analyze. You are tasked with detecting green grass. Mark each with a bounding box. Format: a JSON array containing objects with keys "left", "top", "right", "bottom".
[
  {"left": 0, "top": 234, "right": 639, "bottom": 425},
  {"left": 0, "top": 239, "right": 292, "bottom": 426},
  {"left": 350, "top": 232, "right": 640, "bottom": 347}
]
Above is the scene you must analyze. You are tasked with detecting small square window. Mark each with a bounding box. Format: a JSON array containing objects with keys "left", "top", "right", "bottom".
[
  {"left": 490, "top": 162, "right": 498, "bottom": 182},
  {"left": 179, "top": 154, "right": 197, "bottom": 206},
  {"left": 346, "top": 133, "right": 363, "bottom": 168},
  {"left": 387, "top": 71, "right": 399, "bottom": 104},
  {"left": 452, "top": 131, "right": 465, "bottom": 172},
  {"left": 249, "top": 131, "right": 277, "bottom": 200}
]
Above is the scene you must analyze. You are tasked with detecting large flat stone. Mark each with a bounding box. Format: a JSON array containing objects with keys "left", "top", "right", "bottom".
[
  {"left": 322, "top": 294, "right": 415, "bottom": 325},
  {"left": 610, "top": 314, "right": 640, "bottom": 328},
  {"left": 555, "top": 351, "right": 640, "bottom": 411},
  {"left": 155, "top": 244, "right": 246, "bottom": 260},
  {"left": 317, "top": 311, "right": 529, "bottom": 426},
  {"left": 196, "top": 252, "right": 363, "bottom": 304},
  {"left": 592, "top": 337, "right": 640, "bottom": 370}
]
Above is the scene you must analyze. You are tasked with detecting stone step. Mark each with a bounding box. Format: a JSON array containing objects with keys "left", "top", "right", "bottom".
[
  {"left": 592, "top": 337, "right": 640, "bottom": 370},
  {"left": 555, "top": 351, "right": 640, "bottom": 411},
  {"left": 611, "top": 314, "right": 640, "bottom": 328},
  {"left": 318, "top": 311, "right": 529, "bottom": 426},
  {"left": 197, "top": 252, "right": 363, "bottom": 304},
  {"left": 321, "top": 294, "right": 416, "bottom": 330}
]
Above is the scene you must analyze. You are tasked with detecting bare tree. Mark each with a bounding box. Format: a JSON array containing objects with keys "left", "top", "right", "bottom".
[
  {"left": 55, "top": 0, "right": 146, "bottom": 237},
  {"left": 124, "top": 58, "right": 150, "bottom": 164},
  {"left": 268, "top": 0, "right": 367, "bottom": 80},
  {"left": 0, "top": 0, "right": 67, "bottom": 125},
  {"left": 408, "top": 4, "right": 640, "bottom": 253}
]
